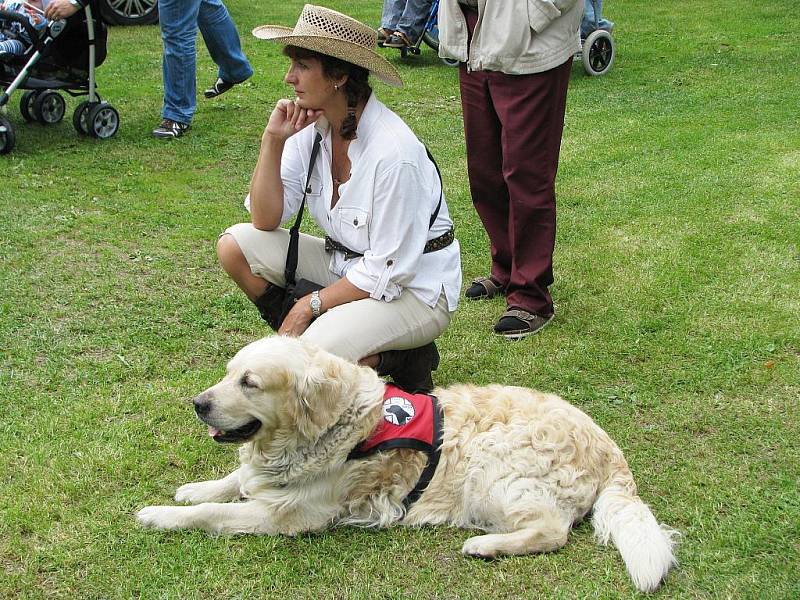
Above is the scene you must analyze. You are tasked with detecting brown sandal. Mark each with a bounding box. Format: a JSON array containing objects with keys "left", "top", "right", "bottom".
[
  {"left": 376, "top": 27, "right": 392, "bottom": 46},
  {"left": 383, "top": 31, "right": 414, "bottom": 48},
  {"left": 493, "top": 308, "right": 554, "bottom": 339},
  {"left": 464, "top": 276, "right": 505, "bottom": 300}
]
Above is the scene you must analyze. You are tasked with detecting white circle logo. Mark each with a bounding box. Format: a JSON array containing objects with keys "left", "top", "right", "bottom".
[{"left": 383, "top": 397, "right": 415, "bottom": 426}]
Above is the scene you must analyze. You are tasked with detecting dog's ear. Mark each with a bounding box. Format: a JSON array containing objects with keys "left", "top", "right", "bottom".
[{"left": 287, "top": 347, "right": 356, "bottom": 440}]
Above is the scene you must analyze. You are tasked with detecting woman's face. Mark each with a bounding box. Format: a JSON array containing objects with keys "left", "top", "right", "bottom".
[{"left": 284, "top": 56, "right": 337, "bottom": 110}]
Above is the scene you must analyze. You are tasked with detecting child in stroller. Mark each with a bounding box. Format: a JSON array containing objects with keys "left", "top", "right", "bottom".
[
  {"left": 0, "top": 0, "right": 49, "bottom": 57},
  {"left": 0, "top": 0, "right": 118, "bottom": 154}
]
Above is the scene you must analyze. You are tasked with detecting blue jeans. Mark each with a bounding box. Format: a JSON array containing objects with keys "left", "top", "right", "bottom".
[
  {"left": 380, "top": 0, "right": 433, "bottom": 43},
  {"left": 158, "top": 0, "right": 253, "bottom": 124},
  {"left": 581, "top": 0, "right": 614, "bottom": 38}
]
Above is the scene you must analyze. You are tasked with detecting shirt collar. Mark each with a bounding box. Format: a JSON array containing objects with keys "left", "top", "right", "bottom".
[
  {"left": 349, "top": 93, "right": 381, "bottom": 161},
  {"left": 312, "top": 93, "right": 382, "bottom": 158}
]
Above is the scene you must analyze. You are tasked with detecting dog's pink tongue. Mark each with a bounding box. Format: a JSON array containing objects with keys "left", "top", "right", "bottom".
[{"left": 208, "top": 426, "right": 222, "bottom": 438}]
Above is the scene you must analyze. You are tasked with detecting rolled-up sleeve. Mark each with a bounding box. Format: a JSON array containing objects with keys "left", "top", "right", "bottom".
[{"left": 345, "top": 160, "right": 431, "bottom": 301}]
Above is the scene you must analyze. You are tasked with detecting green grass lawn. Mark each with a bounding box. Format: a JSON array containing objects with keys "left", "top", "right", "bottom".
[{"left": 1, "top": 0, "right": 798, "bottom": 597}]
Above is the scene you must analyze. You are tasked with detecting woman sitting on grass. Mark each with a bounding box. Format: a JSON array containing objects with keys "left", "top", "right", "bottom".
[{"left": 216, "top": 5, "right": 461, "bottom": 393}]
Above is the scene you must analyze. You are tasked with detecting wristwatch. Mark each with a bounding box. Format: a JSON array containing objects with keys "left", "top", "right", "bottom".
[
  {"left": 69, "top": 0, "right": 82, "bottom": 7},
  {"left": 309, "top": 291, "right": 322, "bottom": 318}
]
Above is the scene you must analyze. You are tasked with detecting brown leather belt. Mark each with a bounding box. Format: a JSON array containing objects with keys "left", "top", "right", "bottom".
[{"left": 324, "top": 226, "right": 455, "bottom": 261}]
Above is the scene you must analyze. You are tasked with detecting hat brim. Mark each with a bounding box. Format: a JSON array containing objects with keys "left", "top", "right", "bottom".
[{"left": 253, "top": 26, "right": 403, "bottom": 88}]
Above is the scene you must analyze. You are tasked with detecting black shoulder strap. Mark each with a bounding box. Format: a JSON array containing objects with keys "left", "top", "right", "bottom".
[
  {"left": 284, "top": 132, "right": 323, "bottom": 287},
  {"left": 425, "top": 146, "right": 443, "bottom": 229},
  {"left": 402, "top": 394, "right": 443, "bottom": 509}
]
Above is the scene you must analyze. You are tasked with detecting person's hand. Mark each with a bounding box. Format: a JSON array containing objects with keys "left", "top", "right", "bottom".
[
  {"left": 264, "top": 99, "right": 322, "bottom": 142},
  {"left": 44, "top": 0, "right": 80, "bottom": 20},
  {"left": 277, "top": 295, "right": 314, "bottom": 337}
]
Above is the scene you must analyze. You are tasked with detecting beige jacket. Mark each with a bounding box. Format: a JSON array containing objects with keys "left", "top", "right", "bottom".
[{"left": 438, "top": 0, "right": 583, "bottom": 74}]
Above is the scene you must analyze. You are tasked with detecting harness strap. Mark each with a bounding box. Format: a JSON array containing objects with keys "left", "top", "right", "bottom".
[
  {"left": 402, "top": 394, "right": 443, "bottom": 509},
  {"left": 347, "top": 394, "right": 443, "bottom": 511}
]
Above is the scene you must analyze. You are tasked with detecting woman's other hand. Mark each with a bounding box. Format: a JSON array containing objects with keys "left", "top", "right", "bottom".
[
  {"left": 265, "top": 99, "right": 323, "bottom": 141},
  {"left": 277, "top": 295, "right": 314, "bottom": 337}
]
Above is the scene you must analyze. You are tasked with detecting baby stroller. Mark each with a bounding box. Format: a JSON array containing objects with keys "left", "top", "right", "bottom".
[
  {"left": 578, "top": 0, "right": 615, "bottom": 76},
  {"left": 0, "top": 0, "right": 119, "bottom": 154}
]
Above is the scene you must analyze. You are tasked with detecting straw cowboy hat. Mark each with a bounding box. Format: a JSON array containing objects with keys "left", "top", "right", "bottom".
[{"left": 253, "top": 4, "right": 403, "bottom": 88}]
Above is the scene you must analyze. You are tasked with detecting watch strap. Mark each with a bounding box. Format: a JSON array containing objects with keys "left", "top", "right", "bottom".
[{"left": 310, "top": 290, "right": 322, "bottom": 318}]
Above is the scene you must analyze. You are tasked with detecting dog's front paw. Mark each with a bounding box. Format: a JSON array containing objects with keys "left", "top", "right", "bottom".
[
  {"left": 462, "top": 534, "right": 501, "bottom": 559},
  {"left": 136, "top": 505, "right": 186, "bottom": 530},
  {"left": 175, "top": 482, "right": 213, "bottom": 504}
]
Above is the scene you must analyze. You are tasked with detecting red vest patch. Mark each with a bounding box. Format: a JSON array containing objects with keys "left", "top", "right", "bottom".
[{"left": 349, "top": 384, "right": 438, "bottom": 458}]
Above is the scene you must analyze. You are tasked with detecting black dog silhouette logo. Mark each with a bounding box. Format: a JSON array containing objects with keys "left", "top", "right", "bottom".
[{"left": 383, "top": 397, "right": 416, "bottom": 426}]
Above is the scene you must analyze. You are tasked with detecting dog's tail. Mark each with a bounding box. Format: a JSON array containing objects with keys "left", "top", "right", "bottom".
[{"left": 591, "top": 472, "right": 679, "bottom": 593}]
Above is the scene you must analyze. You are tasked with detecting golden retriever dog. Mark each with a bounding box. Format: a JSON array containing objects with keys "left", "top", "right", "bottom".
[{"left": 137, "top": 336, "right": 677, "bottom": 593}]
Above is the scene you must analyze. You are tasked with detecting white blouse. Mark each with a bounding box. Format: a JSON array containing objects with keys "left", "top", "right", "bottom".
[{"left": 247, "top": 94, "right": 461, "bottom": 311}]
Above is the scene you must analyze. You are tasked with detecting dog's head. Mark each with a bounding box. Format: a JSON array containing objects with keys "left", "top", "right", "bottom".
[{"left": 192, "top": 336, "right": 381, "bottom": 445}]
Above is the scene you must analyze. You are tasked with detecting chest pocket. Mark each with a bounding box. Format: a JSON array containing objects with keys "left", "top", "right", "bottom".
[
  {"left": 301, "top": 171, "right": 323, "bottom": 197},
  {"left": 336, "top": 207, "right": 370, "bottom": 253}
]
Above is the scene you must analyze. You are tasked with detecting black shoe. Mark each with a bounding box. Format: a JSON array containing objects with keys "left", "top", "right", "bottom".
[
  {"left": 493, "top": 308, "right": 554, "bottom": 340},
  {"left": 203, "top": 76, "right": 247, "bottom": 99},
  {"left": 152, "top": 119, "right": 190, "bottom": 139},
  {"left": 377, "top": 341, "right": 440, "bottom": 393}
]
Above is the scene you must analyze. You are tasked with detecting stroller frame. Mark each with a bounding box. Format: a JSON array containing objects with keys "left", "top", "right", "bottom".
[{"left": 0, "top": 1, "right": 119, "bottom": 154}]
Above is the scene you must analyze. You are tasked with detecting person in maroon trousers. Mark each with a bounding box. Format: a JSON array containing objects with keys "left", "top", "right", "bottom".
[{"left": 437, "top": 0, "right": 583, "bottom": 339}]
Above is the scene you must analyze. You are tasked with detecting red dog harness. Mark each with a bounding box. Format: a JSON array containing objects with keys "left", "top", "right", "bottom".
[{"left": 348, "top": 384, "right": 443, "bottom": 508}]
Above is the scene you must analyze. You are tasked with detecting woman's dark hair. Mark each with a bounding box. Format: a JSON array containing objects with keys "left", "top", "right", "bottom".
[{"left": 283, "top": 45, "right": 372, "bottom": 140}]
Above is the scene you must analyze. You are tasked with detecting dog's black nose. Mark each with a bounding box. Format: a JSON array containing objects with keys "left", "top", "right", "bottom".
[{"left": 193, "top": 395, "right": 212, "bottom": 417}]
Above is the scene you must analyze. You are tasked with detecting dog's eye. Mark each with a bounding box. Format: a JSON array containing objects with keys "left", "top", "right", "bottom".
[{"left": 240, "top": 374, "right": 259, "bottom": 390}]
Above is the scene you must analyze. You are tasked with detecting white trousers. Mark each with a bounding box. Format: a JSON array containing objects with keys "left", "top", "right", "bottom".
[{"left": 224, "top": 223, "right": 452, "bottom": 362}]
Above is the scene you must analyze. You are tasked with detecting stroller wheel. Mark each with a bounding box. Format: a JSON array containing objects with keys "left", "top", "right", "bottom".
[
  {"left": 73, "top": 101, "right": 92, "bottom": 135},
  {"left": 87, "top": 103, "right": 120, "bottom": 140},
  {"left": 582, "top": 30, "right": 615, "bottom": 76},
  {"left": 34, "top": 91, "right": 66, "bottom": 125},
  {"left": 20, "top": 90, "right": 40, "bottom": 123},
  {"left": 0, "top": 116, "right": 15, "bottom": 154}
]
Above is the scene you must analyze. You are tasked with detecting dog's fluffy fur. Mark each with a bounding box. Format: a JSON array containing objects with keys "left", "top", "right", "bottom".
[{"left": 137, "top": 336, "right": 678, "bottom": 592}]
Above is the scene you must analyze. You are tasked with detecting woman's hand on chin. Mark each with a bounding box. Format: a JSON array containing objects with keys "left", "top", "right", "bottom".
[{"left": 265, "top": 99, "right": 323, "bottom": 141}]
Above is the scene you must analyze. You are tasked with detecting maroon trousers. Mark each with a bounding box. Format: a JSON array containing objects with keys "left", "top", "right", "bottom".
[{"left": 459, "top": 8, "right": 572, "bottom": 316}]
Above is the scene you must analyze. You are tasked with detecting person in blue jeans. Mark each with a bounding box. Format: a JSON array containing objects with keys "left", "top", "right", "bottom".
[
  {"left": 378, "top": 0, "right": 432, "bottom": 49},
  {"left": 152, "top": 0, "right": 253, "bottom": 139},
  {"left": 581, "top": 0, "right": 614, "bottom": 39}
]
